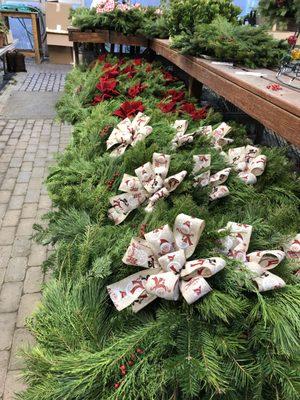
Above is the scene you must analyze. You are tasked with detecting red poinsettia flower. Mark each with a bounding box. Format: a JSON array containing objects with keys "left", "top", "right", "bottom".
[
  {"left": 127, "top": 83, "right": 147, "bottom": 98},
  {"left": 157, "top": 100, "right": 177, "bottom": 113},
  {"left": 180, "top": 102, "right": 196, "bottom": 114},
  {"left": 133, "top": 58, "right": 143, "bottom": 66},
  {"left": 190, "top": 107, "right": 208, "bottom": 121},
  {"left": 113, "top": 101, "right": 145, "bottom": 119},
  {"left": 92, "top": 93, "right": 113, "bottom": 105},
  {"left": 165, "top": 89, "right": 185, "bottom": 103},
  {"left": 122, "top": 65, "right": 137, "bottom": 78},
  {"left": 163, "top": 71, "right": 178, "bottom": 85},
  {"left": 98, "top": 53, "right": 107, "bottom": 63},
  {"left": 96, "top": 77, "right": 119, "bottom": 95}
]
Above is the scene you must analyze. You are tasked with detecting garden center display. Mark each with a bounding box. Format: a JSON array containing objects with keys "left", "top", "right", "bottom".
[{"left": 19, "top": 55, "right": 300, "bottom": 400}]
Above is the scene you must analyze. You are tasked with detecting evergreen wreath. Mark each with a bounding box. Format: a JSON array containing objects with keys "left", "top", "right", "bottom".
[{"left": 20, "top": 55, "right": 300, "bottom": 400}]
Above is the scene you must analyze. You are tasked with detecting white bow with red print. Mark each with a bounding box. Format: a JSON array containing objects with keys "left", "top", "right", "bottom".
[
  {"left": 193, "top": 154, "right": 231, "bottom": 200},
  {"left": 107, "top": 213, "right": 226, "bottom": 312},
  {"left": 108, "top": 153, "right": 187, "bottom": 225},
  {"left": 219, "top": 222, "right": 286, "bottom": 292},
  {"left": 106, "top": 112, "right": 153, "bottom": 157},
  {"left": 226, "top": 145, "right": 267, "bottom": 185},
  {"left": 172, "top": 121, "right": 233, "bottom": 150}
]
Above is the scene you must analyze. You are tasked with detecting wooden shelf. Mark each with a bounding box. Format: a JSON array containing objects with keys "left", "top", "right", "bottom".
[{"left": 67, "top": 28, "right": 300, "bottom": 147}]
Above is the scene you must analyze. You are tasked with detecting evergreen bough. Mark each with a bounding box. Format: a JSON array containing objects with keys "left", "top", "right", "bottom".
[{"left": 19, "top": 56, "right": 300, "bottom": 400}]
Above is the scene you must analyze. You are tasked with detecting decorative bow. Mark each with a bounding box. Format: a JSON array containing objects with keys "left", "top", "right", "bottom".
[
  {"left": 108, "top": 153, "right": 187, "bottom": 224},
  {"left": 219, "top": 222, "right": 286, "bottom": 292},
  {"left": 193, "top": 154, "right": 231, "bottom": 200},
  {"left": 172, "top": 121, "right": 233, "bottom": 150},
  {"left": 106, "top": 112, "right": 153, "bottom": 157},
  {"left": 107, "top": 213, "right": 226, "bottom": 312},
  {"left": 226, "top": 145, "right": 267, "bottom": 185}
]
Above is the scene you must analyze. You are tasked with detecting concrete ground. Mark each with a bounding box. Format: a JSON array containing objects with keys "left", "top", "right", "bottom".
[{"left": 0, "top": 59, "right": 72, "bottom": 399}]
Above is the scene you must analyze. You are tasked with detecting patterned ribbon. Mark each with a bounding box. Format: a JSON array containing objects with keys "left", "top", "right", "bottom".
[
  {"left": 108, "top": 153, "right": 187, "bottom": 224},
  {"left": 284, "top": 234, "right": 300, "bottom": 259},
  {"left": 225, "top": 145, "right": 267, "bottom": 185},
  {"left": 106, "top": 112, "right": 153, "bottom": 157},
  {"left": 172, "top": 121, "right": 233, "bottom": 150},
  {"left": 193, "top": 154, "right": 231, "bottom": 200},
  {"left": 107, "top": 213, "right": 226, "bottom": 312},
  {"left": 219, "top": 222, "right": 286, "bottom": 292}
]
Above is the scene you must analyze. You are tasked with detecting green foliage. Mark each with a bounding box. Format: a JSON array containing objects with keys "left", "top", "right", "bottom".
[
  {"left": 19, "top": 55, "right": 300, "bottom": 400},
  {"left": 258, "top": 0, "right": 298, "bottom": 27},
  {"left": 71, "top": 5, "right": 169, "bottom": 38},
  {"left": 171, "top": 17, "right": 289, "bottom": 68},
  {"left": 167, "top": 0, "right": 241, "bottom": 36}
]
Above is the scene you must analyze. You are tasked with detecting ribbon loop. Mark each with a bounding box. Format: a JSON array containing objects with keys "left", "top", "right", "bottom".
[
  {"left": 193, "top": 155, "right": 231, "bottom": 200},
  {"left": 227, "top": 145, "right": 267, "bottom": 185},
  {"left": 108, "top": 154, "right": 187, "bottom": 224},
  {"left": 106, "top": 112, "right": 153, "bottom": 156},
  {"left": 172, "top": 121, "right": 232, "bottom": 150},
  {"left": 220, "top": 222, "right": 286, "bottom": 292}
]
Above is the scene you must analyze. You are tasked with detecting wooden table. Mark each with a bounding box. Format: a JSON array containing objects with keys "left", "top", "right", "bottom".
[
  {"left": 150, "top": 39, "right": 300, "bottom": 147},
  {"left": 0, "top": 10, "right": 42, "bottom": 63},
  {"left": 68, "top": 26, "right": 148, "bottom": 65},
  {"left": 67, "top": 29, "right": 300, "bottom": 147}
]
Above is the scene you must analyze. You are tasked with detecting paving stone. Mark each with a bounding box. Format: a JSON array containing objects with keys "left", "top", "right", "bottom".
[
  {"left": 3, "top": 370, "right": 27, "bottom": 400},
  {"left": 0, "top": 269, "right": 5, "bottom": 286},
  {"left": 0, "top": 351, "right": 9, "bottom": 397},
  {"left": 0, "top": 192, "right": 10, "bottom": 204},
  {"left": 24, "top": 267, "right": 43, "bottom": 293},
  {"left": 16, "top": 219, "right": 35, "bottom": 237},
  {"left": 9, "top": 329, "right": 35, "bottom": 370},
  {"left": 0, "top": 179, "right": 14, "bottom": 191},
  {"left": 0, "top": 314, "right": 16, "bottom": 350},
  {"left": 0, "top": 247, "right": 12, "bottom": 269},
  {"left": 0, "top": 283, "right": 23, "bottom": 313},
  {"left": 16, "top": 293, "right": 42, "bottom": 327},
  {"left": 11, "top": 237, "right": 31, "bottom": 258},
  {"left": 8, "top": 196, "right": 24, "bottom": 210},
  {"left": 38, "top": 195, "right": 51, "bottom": 209},
  {"left": 13, "top": 184, "right": 27, "bottom": 196},
  {"left": 16, "top": 172, "right": 31, "bottom": 184},
  {"left": 0, "top": 205, "right": 6, "bottom": 220},
  {"left": 20, "top": 204, "right": 37, "bottom": 219},
  {"left": 24, "top": 190, "right": 40, "bottom": 203},
  {"left": 2, "top": 210, "right": 21, "bottom": 227},
  {"left": 28, "top": 244, "right": 46, "bottom": 267},
  {"left": 5, "top": 258, "right": 27, "bottom": 282},
  {"left": 0, "top": 228, "right": 15, "bottom": 246}
]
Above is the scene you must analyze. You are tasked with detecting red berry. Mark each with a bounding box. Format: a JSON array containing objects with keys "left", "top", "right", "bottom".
[
  {"left": 136, "top": 348, "right": 144, "bottom": 354},
  {"left": 121, "top": 370, "right": 126, "bottom": 376},
  {"left": 114, "top": 382, "right": 120, "bottom": 389},
  {"left": 120, "top": 364, "right": 126, "bottom": 371},
  {"left": 128, "top": 360, "right": 134, "bottom": 366}
]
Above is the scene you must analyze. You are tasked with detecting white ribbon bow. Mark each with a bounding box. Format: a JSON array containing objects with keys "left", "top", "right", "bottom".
[
  {"left": 219, "top": 222, "right": 286, "bottom": 292},
  {"left": 226, "top": 145, "right": 267, "bottom": 185},
  {"left": 107, "top": 213, "right": 226, "bottom": 312},
  {"left": 172, "top": 121, "right": 233, "bottom": 150},
  {"left": 108, "top": 153, "right": 187, "bottom": 224},
  {"left": 193, "top": 154, "right": 231, "bottom": 200},
  {"left": 106, "top": 112, "right": 153, "bottom": 157}
]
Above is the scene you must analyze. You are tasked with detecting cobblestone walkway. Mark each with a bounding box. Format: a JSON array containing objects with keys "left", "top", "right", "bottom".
[{"left": 0, "top": 62, "right": 71, "bottom": 399}]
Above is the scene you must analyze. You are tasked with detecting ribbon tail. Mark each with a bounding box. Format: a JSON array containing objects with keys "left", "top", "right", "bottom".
[
  {"left": 253, "top": 272, "right": 286, "bottom": 292},
  {"left": 109, "top": 144, "right": 128, "bottom": 157}
]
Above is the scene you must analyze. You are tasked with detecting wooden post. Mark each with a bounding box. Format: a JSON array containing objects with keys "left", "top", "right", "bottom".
[
  {"left": 73, "top": 42, "right": 79, "bottom": 66},
  {"left": 188, "top": 76, "right": 203, "bottom": 99},
  {"left": 31, "top": 13, "right": 42, "bottom": 63}
]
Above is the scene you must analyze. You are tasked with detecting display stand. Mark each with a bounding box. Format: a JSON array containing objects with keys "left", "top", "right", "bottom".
[{"left": 0, "top": 10, "right": 42, "bottom": 63}]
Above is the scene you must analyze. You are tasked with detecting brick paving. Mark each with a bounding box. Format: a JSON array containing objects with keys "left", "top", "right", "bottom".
[
  {"left": 0, "top": 62, "right": 72, "bottom": 399},
  {"left": 18, "top": 73, "right": 67, "bottom": 92}
]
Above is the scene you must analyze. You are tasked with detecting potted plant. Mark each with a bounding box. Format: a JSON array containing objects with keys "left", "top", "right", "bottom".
[{"left": 0, "top": 20, "right": 8, "bottom": 47}]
